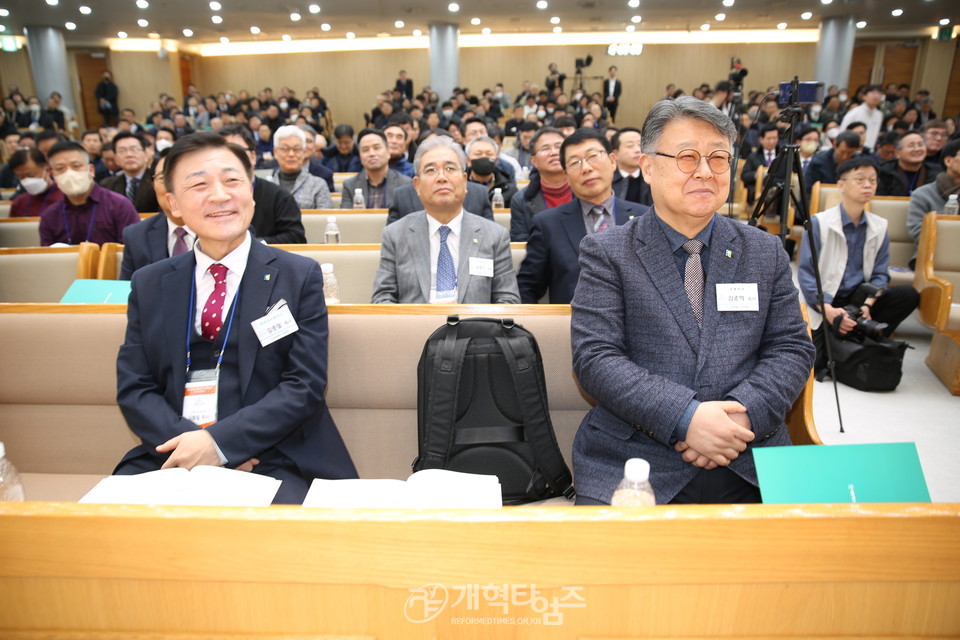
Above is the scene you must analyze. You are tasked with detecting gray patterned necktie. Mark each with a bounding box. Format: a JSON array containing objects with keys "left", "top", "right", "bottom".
[
  {"left": 126, "top": 177, "right": 140, "bottom": 201},
  {"left": 682, "top": 239, "right": 705, "bottom": 324}
]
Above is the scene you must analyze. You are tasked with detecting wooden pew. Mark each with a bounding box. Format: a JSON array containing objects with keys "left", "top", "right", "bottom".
[
  {"left": 914, "top": 213, "right": 960, "bottom": 394},
  {"left": 0, "top": 243, "right": 99, "bottom": 302},
  {"left": 0, "top": 501, "right": 956, "bottom": 638},
  {"left": 0, "top": 216, "right": 40, "bottom": 248}
]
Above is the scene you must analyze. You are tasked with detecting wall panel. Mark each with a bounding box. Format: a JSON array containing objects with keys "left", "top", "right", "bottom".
[
  {"left": 0, "top": 49, "right": 36, "bottom": 100},
  {"left": 109, "top": 51, "right": 181, "bottom": 124}
]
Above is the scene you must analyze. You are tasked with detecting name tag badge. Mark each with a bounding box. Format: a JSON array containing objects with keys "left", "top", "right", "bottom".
[
  {"left": 183, "top": 369, "right": 218, "bottom": 428},
  {"left": 468, "top": 256, "right": 494, "bottom": 278},
  {"left": 716, "top": 283, "right": 760, "bottom": 311},
  {"left": 251, "top": 298, "right": 299, "bottom": 347}
]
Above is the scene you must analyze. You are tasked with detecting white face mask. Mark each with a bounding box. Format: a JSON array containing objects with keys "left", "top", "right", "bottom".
[
  {"left": 838, "top": 93, "right": 848, "bottom": 102},
  {"left": 536, "top": 110, "right": 546, "bottom": 119},
  {"left": 442, "top": 109, "right": 454, "bottom": 118},
  {"left": 826, "top": 127, "right": 840, "bottom": 140},
  {"left": 54, "top": 169, "right": 92, "bottom": 196},
  {"left": 279, "top": 101, "right": 288, "bottom": 110},
  {"left": 29, "top": 104, "right": 40, "bottom": 112},
  {"left": 155, "top": 138, "right": 174, "bottom": 152},
  {"left": 20, "top": 176, "right": 48, "bottom": 195}
]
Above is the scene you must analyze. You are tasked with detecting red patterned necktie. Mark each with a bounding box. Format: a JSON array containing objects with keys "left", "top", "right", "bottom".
[{"left": 201, "top": 263, "right": 228, "bottom": 341}]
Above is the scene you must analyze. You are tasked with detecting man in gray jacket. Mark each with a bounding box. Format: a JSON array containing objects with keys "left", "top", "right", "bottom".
[
  {"left": 908, "top": 138, "right": 960, "bottom": 267},
  {"left": 340, "top": 128, "right": 411, "bottom": 209}
]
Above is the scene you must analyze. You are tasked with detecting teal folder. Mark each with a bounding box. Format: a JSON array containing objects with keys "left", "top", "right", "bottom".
[
  {"left": 60, "top": 279, "right": 131, "bottom": 304},
  {"left": 754, "top": 443, "right": 930, "bottom": 504}
]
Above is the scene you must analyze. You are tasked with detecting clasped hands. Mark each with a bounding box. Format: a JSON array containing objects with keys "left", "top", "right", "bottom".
[
  {"left": 673, "top": 401, "right": 754, "bottom": 470},
  {"left": 157, "top": 430, "right": 259, "bottom": 472}
]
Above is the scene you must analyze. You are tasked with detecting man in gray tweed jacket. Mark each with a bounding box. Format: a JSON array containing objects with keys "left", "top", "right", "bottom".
[{"left": 571, "top": 97, "right": 815, "bottom": 505}]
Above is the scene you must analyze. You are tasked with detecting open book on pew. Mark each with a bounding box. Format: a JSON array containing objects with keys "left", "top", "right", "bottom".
[
  {"left": 302, "top": 469, "right": 503, "bottom": 508},
  {"left": 79, "top": 466, "right": 281, "bottom": 507}
]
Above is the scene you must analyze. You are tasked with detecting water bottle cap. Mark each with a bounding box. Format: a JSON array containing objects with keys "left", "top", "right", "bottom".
[
  {"left": 494, "top": 188, "right": 502, "bottom": 194},
  {"left": 624, "top": 457, "right": 650, "bottom": 483},
  {"left": 327, "top": 216, "right": 337, "bottom": 223},
  {"left": 355, "top": 189, "right": 362, "bottom": 194},
  {"left": 0, "top": 442, "right": 5, "bottom": 459},
  {"left": 949, "top": 195, "right": 958, "bottom": 201},
  {"left": 320, "top": 262, "right": 334, "bottom": 274}
]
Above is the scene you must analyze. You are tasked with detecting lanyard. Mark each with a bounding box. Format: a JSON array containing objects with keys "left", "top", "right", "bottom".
[
  {"left": 185, "top": 274, "right": 240, "bottom": 374},
  {"left": 60, "top": 200, "right": 99, "bottom": 244}
]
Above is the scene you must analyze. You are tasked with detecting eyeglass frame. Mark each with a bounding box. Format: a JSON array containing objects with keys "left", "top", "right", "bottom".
[
  {"left": 564, "top": 148, "right": 609, "bottom": 173},
  {"left": 419, "top": 164, "right": 465, "bottom": 179},
  {"left": 654, "top": 149, "right": 733, "bottom": 174}
]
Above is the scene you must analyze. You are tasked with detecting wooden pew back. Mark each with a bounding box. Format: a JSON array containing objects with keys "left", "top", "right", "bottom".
[{"left": 0, "top": 243, "right": 99, "bottom": 302}]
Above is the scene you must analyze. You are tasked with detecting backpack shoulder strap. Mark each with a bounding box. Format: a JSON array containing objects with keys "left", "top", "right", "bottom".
[{"left": 420, "top": 316, "right": 471, "bottom": 469}]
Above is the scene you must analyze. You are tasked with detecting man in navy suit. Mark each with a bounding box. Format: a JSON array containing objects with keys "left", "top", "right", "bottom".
[
  {"left": 516, "top": 128, "right": 649, "bottom": 304},
  {"left": 114, "top": 132, "right": 357, "bottom": 504},
  {"left": 571, "top": 97, "right": 815, "bottom": 505},
  {"left": 119, "top": 149, "right": 195, "bottom": 279}
]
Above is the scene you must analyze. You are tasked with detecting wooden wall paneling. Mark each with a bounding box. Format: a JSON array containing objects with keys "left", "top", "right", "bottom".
[
  {"left": 108, "top": 51, "right": 181, "bottom": 125},
  {"left": 915, "top": 38, "right": 958, "bottom": 117},
  {"left": 0, "top": 48, "right": 36, "bottom": 100},
  {"left": 848, "top": 43, "right": 877, "bottom": 92},
  {"left": 882, "top": 42, "right": 919, "bottom": 88},
  {"left": 945, "top": 40, "right": 960, "bottom": 119},
  {"left": 72, "top": 50, "right": 109, "bottom": 131}
]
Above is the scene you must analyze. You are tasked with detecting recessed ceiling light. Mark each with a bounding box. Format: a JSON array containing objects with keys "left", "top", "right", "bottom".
[
  {"left": 625, "top": 24, "right": 636, "bottom": 31},
  {"left": 220, "top": 36, "right": 229, "bottom": 43},
  {"left": 470, "top": 17, "right": 481, "bottom": 25},
  {"left": 345, "top": 31, "right": 356, "bottom": 38},
  {"left": 282, "top": 34, "right": 291, "bottom": 41},
  {"left": 395, "top": 20, "right": 405, "bottom": 28},
  {"left": 211, "top": 15, "right": 222, "bottom": 24},
  {"left": 0, "top": 9, "right": 8, "bottom": 16},
  {"left": 78, "top": 6, "right": 91, "bottom": 14},
  {"left": 553, "top": 25, "right": 562, "bottom": 32},
  {"left": 940, "top": 18, "right": 950, "bottom": 25},
  {"left": 250, "top": 26, "right": 260, "bottom": 34},
  {"left": 321, "top": 23, "right": 331, "bottom": 31},
  {"left": 631, "top": 15, "right": 642, "bottom": 23},
  {"left": 0, "top": 25, "right": 6, "bottom": 31},
  {"left": 700, "top": 23, "right": 710, "bottom": 30},
  {"left": 137, "top": 18, "right": 148, "bottom": 27},
  {"left": 800, "top": 11, "right": 812, "bottom": 19},
  {"left": 308, "top": 4, "right": 321, "bottom": 13},
  {"left": 118, "top": 31, "right": 128, "bottom": 38},
  {"left": 715, "top": 13, "right": 725, "bottom": 20},
  {"left": 722, "top": 0, "right": 734, "bottom": 6},
  {"left": 290, "top": 12, "right": 301, "bottom": 21},
  {"left": 550, "top": 16, "right": 560, "bottom": 24},
  {"left": 64, "top": 22, "right": 76, "bottom": 30},
  {"left": 148, "top": 32, "right": 159, "bottom": 38},
  {"left": 481, "top": 27, "right": 491, "bottom": 34},
  {"left": 136, "top": 0, "right": 149, "bottom": 8},
  {"left": 856, "top": 20, "right": 867, "bottom": 28},
  {"left": 209, "top": 1, "right": 220, "bottom": 10},
  {"left": 448, "top": 3, "right": 460, "bottom": 12},
  {"left": 628, "top": 0, "right": 640, "bottom": 7},
  {"left": 182, "top": 28, "right": 193, "bottom": 36},
  {"left": 777, "top": 22, "right": 787, "bottom": 29},
  {"left": 820, "top": 0, "right": 832, "bottom": 5},
  {"left": 891, "top": 9, "right": 903, "bottom": 16},
  {"left": 536, "top": 0, "right": 548, "bottom": 8},
  {"left": 46, "top": 0, "right": 59, "bottom": 5}
]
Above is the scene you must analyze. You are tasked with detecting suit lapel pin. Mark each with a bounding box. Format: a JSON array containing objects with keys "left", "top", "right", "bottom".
[
  {"left": 264, "top": 274, "right": 271, "bottom": 281},
  {"left": 725, "top": 249, "right": 733, "bottom": 258},
  {"left": 473, "top": 237, "right": 478, "bottom": 243}
]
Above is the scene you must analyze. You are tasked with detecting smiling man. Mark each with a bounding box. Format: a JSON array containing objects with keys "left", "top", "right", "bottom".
[
  {"left": 876, "top": 131, "right": 941, "bottom": 197},
  {"left": 113, "top": 132, "right": 357, "bottom": 504},
  {"left": 371, "top": 135, "right": 519, "bottom": 304},
  {"left": 570, "top": 97, "right": 815, "bottom": 505}
]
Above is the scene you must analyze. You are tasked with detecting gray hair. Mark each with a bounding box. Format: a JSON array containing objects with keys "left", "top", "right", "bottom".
[
  {"left": 640, "top": 96, "right": 737, "bottom": 155},
  {"left": 464, "top": 135, "right": 499, "bottom": 156},
  {"left": 413, "top": 135, "right": 467, "bottom": 175},
  {"left": 273, "top": 124, "right": 305, "bottom": 148}
]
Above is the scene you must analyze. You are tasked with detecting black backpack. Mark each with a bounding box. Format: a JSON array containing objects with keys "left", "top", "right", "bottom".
[
  {"left": 414, "top": 316, "right": 575, "bottom": 504},
  {"left": 820, "top": 332, "right": 910, "bottom": 392}
]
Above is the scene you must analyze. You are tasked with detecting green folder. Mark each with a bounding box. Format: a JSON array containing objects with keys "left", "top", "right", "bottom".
[
  {"left": 754, "top": 442, "right": 930, "bottom": 504},
  {"left": 60, "top": 279, "right": 131, "bottom": 304}
]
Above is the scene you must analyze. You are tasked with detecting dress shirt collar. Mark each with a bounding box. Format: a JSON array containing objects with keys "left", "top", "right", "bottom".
[
  {"left": 166, "top": 217, "right": 196, "bottom": 244},
  {"left": 578, "top": 193, "right": 616, "bottom": 218},
  {"left": 426, "top": 209, "right": 464, "bottom": 239},
  {"left": 619, "top": 168, "right": 640, "bottom": 179},
  {"left": 656, "top": 212, "right": 716, "bottom": 254},
  {"left": 194, "top": 230, "right": 251, "bottom": 279}
]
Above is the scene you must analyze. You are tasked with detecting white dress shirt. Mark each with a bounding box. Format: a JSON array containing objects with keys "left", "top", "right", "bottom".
[
  {"left": 427, "top": 210, "right": 463, "bottom": 303},
  {"left": 166, "top": 217, "right": 197, "bottom": 257},
  {"left": 192, "top": 231, "right": 251, "bottom": 334}
]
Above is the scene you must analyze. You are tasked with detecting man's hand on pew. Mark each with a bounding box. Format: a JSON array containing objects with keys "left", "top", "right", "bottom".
[{"left": 157, "top": 431, "right": 222, "bottom": 470}]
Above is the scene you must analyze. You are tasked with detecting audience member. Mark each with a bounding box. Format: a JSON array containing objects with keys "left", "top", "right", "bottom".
[
  {"left": 907, "top": 138, "right": 960, "bottom": 266},
  {"left": 922, "top": 120, "right": 949, "bottom": 167},
  {"left": 372, "top": 136, "right": 519, "bottom": 304},
  {"left": 340, "top": 128, "right": 412, "bottom": 209},
  {"left": 602, "top": 66, "right": 622, "bottom": 123},
  {"left": 8, "top": 147, "right": 64, "bottom": 218},
  {"left": 100, "top": 132, "right": 159, "bottom": 213},
  {"left": 610, "top": 127, "right": 652, "bottom": 206},
  {"left": 465, "top": 136, "right": 517, "bottom": 208},
  {"left": 322, "top": 124, "right": 362, "bottom": 173},
  {"left": 384, "top": 123, "right": 415, "bottom": 177},
  {"left": 742, "top": 124, "right": 779, "bottom": 204},
  {"left": 805, "top": 130, "right": 862, "bottom": 189},
  {"left": 510, "top": 127, "right": 572, "bottom": 241},
  {"left": 269, "top": 125, "right": 332, "bottom": 209},
  {"left": 876, "top": 131, "right": 941, "bottom": 197}
]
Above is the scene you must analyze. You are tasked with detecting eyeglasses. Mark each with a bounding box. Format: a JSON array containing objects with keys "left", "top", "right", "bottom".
[
  {"left": 841, "top": 176, "right": 878, "bottom": 186},
  {"left": 535, "top": 142, "right": 563, "bottom": 155},
  {"left": 565, "top": 149, "right": 608, "bottom": 173},
  {"left": 925, "top": 131, "right": 947, "bottom": 139},
  {"left": 115, "top": 146, "right": 144, "bottom": 156},
  {"left": 655, "top": 149, "right": 733, "bottom": 174},
  {"left": 275, "top": 146, "right": 304, "bottom": 155},
  {"left": 420, "top": 165, "right": 464, "bottom": 178}
]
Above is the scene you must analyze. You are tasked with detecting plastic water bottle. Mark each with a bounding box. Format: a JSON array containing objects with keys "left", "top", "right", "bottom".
[
  {"left": 945, "top": 194, "right": 959, "bottom": 216},
  {"left": 0, "top": 442, "right": 25, "bottom": 501},
  {"left": 491, "top": 187, "right": 505, "bottom": 209},
  {"left": 325, "top": 216, "right": 341, "bottom": 244},
  {"left": 352, "top": 188, "right": 365, "bottom": 209},
  {"left": 320, "top": 263, "right": 340, "bottom": 304},
  {"left": 520, "top": 166, "right": 530, "bottom": 181},
  {"left": 610, "top": 458, "right": 655, "bottom": 507}
]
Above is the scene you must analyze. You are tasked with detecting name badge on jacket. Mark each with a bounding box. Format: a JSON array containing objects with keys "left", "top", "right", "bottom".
[
  {"left": 469, "top": 257, "right": 494, "bottom": 277},
  {"left": 251, "top": 298, "right": 299, "bottom": 347},
  {"left": 716, "top": 283, "right": 759, "bottom": 311}
]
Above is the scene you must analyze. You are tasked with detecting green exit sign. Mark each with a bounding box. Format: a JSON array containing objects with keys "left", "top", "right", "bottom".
[{"left": 937, "top": 26, "right": 954, "bottom": 41}]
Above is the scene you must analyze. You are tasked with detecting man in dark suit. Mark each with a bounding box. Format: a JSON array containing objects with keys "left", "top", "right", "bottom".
[
  {"left": 100, "top": 132, "right": 159, "bottom": 213},
  {"left": 570, "top": 97, "right": 815, "bottom": 505},
  {"left": 804, "top": 130, "right": 862, "bottom": 195},
  {"left": 395, "top": 70, "right": 414, "bottom": 101},
  {"left": 114, "top": 132, "right": 357, "bottom": 504},
  {"left": 741, "top": 124, "right": 779, "bottom": 205},
  {"left": 120, "top": 149, "right": 196, "bottom": 279},
  {"left": 603, "top": 66, "right": 622, "bottom": 124},
  {"left": 387, "top": 180, "right": 493, "bottom": 224},
  {"left": 611, "top": 127, "right": 653, "bottom": 206},
  {"left": 516, "top": 128, "right": 649, "bottom": 304}
]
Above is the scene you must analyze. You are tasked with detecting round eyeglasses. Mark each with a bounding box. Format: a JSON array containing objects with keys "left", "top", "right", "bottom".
[{"left": 655, "top": 149, "right": 733, "bottom": 174}]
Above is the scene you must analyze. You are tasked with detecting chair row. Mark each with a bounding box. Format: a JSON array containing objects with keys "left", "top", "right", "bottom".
[{"left": 914, "top": 213, "right": 960, "bottom": 394}]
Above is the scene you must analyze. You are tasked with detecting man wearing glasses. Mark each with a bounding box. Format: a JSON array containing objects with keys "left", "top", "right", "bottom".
[
  {"left": 570, "top": 97, "right": 815, "bottom": 505},
  {"left": 371, "top": 135, "right": 519, "bottom": 304},
  {"left": 516, "top": 128, "right": 649, "bottom": 304}
]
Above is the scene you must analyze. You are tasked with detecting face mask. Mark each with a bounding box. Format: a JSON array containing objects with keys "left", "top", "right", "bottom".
[
  {"left": 838, "top": 93, "right": 848, "bottom": 102},
  {"left": 536, "top": 110, "right": 546, "bottom": 119},
  {"left": 29, "top": 104, "right": 40, "bottom": 112},
  {"left": 54, "top": 169, "right": 92, "bottom": 197},
  {"left": 546, "top": 107, "right": 555, "bottom": 114},
  {"left": 279, "top": 101, "right": 288, "bottom": 110},
  {"left": 442, "top": 109, "right": 454, "bottom": 118},
  {"left": 155, "top": 138, "right": 174, "bottom": 152},
  {"left": 20, "top": 176, "right": 48, "bottom": 195},
  {"left": 494, "top": 92, "right": 502, "bottom": 98},
  {"left": 470, "top": 157, "right": 496, "bottom": 177},
  {"left": 800, "top": 140, "right": 819, "bottom": 155},
  {"left": 826, "top": 127, "right": 840, "bottom": 140},
  {"left": 574, "top": 93, "right": 583, "bottom": 101}
]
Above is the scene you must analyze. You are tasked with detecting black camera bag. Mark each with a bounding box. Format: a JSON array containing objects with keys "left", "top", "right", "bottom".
[{"left": 824, "top": 332, "right": 909, "bottom": 391}]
